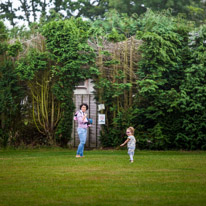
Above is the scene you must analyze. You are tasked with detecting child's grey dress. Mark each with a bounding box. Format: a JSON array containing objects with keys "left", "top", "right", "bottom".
[{"left": 127, "top": 135, "right": 136, "bottom": 155}]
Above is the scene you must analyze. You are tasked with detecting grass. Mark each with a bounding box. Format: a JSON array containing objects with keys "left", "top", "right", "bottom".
[{"left": 0, "top": 149, "right": 206, "bottom": 206}]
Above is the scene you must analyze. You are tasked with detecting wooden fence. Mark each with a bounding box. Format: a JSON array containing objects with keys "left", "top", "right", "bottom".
[{"left": 70, "top": 94, "right": 101, "bottom": 148}]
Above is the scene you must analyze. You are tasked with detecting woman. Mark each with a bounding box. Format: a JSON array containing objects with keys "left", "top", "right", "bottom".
[{"left": 76, "top": 103, "right": 89, "bottom": 158}]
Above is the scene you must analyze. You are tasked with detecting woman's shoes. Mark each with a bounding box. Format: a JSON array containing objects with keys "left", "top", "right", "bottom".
[{"left": 76, "top": 155, "right": 85, "bottom": 158}]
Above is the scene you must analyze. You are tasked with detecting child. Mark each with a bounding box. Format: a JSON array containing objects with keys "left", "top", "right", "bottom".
[{"left": 120, "top": 127, "right": 136, "bottom": 163}]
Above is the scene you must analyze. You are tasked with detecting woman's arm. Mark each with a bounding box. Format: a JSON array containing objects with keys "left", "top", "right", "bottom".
[
  {"left": 120, "top": 138, "right": 130, "bottom": 147},
  {"left": 82, "top": 113, "right": 87, "bottom": 121}
]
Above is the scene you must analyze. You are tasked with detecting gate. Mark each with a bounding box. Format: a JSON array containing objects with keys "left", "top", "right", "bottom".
[{"left": 70, "top": 94, "right": 101, "bottom": 148}]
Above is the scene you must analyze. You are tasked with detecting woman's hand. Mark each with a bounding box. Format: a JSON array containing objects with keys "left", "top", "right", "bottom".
[
  {"left": 83, "top": 113, "right": 87, "bottom": 120},
  {"left": 120, "top": 144, "right": 124, "bottom": 147}
]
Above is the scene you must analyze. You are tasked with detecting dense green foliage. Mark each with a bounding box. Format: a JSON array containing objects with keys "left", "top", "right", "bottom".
[
  {"left": 133, "top": 12, "right": 206, "bottom": 150},
  {"left": 90, "top": 10, "right": 139, "bottom": 39},
  {"left": 92, "top": 10, "right": 206, "bottom": 150},
  {"left": 133, "top": 11, "right": 191, "bottom": 149},
  {"left": 0, "top": 21, "right": 24, "bottom": 146},
  {"left": 178, "top": 25, "right": 206, "bottom": 149}
]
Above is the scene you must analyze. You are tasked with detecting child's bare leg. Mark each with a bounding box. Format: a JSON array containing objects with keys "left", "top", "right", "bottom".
[{"left": 129, "top": 154, "right": 134, "bottom": 162}]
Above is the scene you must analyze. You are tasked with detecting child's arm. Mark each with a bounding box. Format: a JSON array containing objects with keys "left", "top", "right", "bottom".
[{"left": 120, "top": 138, "right": 130, "bottom": 147}]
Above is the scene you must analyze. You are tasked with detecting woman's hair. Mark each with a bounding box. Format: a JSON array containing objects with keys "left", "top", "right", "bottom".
[
  {"left": 80, "top": 103, "right": 89, "bottom": 110},
  {"left": 127, "top": 127, "right": 135, "bottom": 135}
]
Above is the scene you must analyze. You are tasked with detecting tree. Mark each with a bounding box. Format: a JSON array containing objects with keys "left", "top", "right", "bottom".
[
  {"left": 67, "top": 0, "right": 145, "bottom": 19},
  {"left": 177, "top": 25, "right": 206, "bottom": 149},
  {"left": 0, "top": 0, "right": 16, "bottom": 27},
  {"left": 0, "top": 0, "right": 74, "bottom": 27},
  {"left": 67, "top": 0, "right": 206, "bottom": 24},
  {"left": 132, "top": 10, "right": 192, "bottom": 149},
  {"left": 16, "top": 41, "right": 61, "bottom": 145},
  {"left": 1, "top": 0, "right": 205, "bottom": 28}
]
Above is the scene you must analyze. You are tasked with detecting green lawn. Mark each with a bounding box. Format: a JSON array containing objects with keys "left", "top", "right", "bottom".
[{"left": 0, "top": 149, "right": 206, "bottom": 206}]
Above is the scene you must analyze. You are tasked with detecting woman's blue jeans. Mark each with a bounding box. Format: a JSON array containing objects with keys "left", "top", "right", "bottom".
[{"left": 76, "top": 128, "right": 87, "bottom": 156}]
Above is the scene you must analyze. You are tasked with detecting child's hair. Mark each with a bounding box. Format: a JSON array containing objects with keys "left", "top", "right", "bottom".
[{"left": 127, "top": 127, "right": 135, "bottom": 135}]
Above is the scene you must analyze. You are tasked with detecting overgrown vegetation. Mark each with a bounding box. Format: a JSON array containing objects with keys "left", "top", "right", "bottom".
[
  {"left": 0, "top": 9, "right": 206, "bottom": 149},
  {"left": 0, "top": 18, "right": 96, "bottom": 147},
  {"left": 91, "top": 10, "right": 206, "bottom": 150}
]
